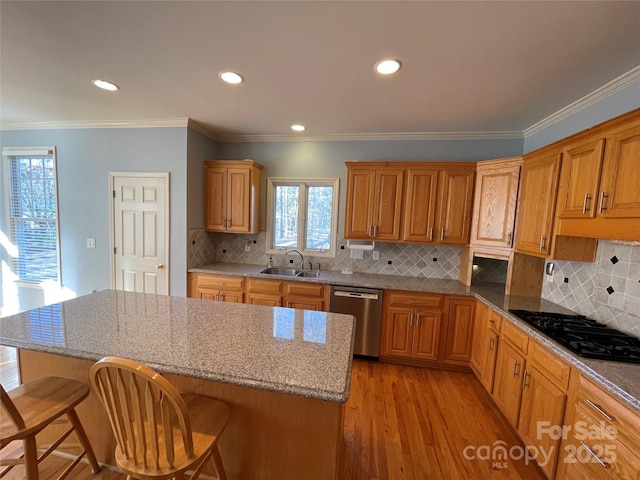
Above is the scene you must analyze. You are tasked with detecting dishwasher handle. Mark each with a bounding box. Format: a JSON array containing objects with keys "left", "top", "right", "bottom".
[{"left": 333, "top": 290, "right": 380, "bottom": 300}]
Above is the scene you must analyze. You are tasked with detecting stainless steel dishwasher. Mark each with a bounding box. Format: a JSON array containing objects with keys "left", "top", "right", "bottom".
[{"left": 329, "top": 286, "right": 383, "bottom": 358}]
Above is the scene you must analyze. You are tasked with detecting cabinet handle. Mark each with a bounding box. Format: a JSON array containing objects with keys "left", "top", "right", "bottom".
[
  {"left": 440, "top": 228, "right": 445, "bottom": 240},
  {"left": 409, "top": 311, "right": 414, "bottom": 327},
  {"left": 585, "top": 399, "right": 616, "bottom": 422},
  {"left": 487, "top": 337, "right": 494, "bottom": 352},
  {"left": 512, "top": 360, "right": 521, "bottom": 378},
  {"left": 521, "top": 370, "right": 530, "bottom": 389},
  {"left": 539, "top": 235, "right": 546, "bottom": 252},
  {"left": 429, "top": 227, "right": 433, "bottom": 241},
  {"left": 579, "top": 441, "right": 610, "bottom": 469},
  {"left": 415, "top": 313, "right": 420, "bottom": 327},
  {"left": 598, "top": 191, "right": 609, "bottom": 213},
  {"left": 373, "top": 225, "right": 378, "bottom": 238},
  {"left": 506, "top": 231, "right": 512, "bottom": 246},
  {"left": 368, "top": 225, "right": 373, "bottom": 237},
  {"left": 582, "top": 193, "right": 592, "bottom": 214}
]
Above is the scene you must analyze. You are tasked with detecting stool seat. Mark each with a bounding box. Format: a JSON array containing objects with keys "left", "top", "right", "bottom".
[{"left": 1, "top": 376, "right": 100, "bottom": 479}]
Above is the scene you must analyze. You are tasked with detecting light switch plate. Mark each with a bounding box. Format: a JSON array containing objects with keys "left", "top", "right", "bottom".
[{"left": 86, "top": 238, "right": 96, "bottom": 249}]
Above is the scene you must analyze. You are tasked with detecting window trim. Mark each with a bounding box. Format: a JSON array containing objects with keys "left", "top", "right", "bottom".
[
  {"left": 2, "top": 146, "right": 61, "bottom": 286},
  {"left": 266, "top": 177, "right": 339, "bottom": 258}
]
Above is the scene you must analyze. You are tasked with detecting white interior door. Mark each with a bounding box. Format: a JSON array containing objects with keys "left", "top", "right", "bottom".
[{"left": 110, "top": 173, "right": 169, "bottom": 294}]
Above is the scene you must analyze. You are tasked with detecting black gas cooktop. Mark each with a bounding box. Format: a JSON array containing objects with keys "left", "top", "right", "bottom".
[{"left": 508, "top": 310, "right": 640, "bottom": 364}]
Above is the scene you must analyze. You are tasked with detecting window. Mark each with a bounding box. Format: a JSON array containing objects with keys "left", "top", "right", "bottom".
[
  {"left": 266, "top": 178, "right": 339, "bottom": 257},
  {"left": 3, "top": 147, "right": 60, "bottom": 284}
]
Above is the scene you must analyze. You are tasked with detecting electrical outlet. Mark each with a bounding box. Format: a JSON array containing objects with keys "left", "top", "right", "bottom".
[
  {"left": 372, "top": 250, "right": 380, "bottom": 260},
  {"left": 244, "top": 240, "right": 251, "bottom": 252},
  {"left": 350, "top": 249, "right": 364, "bottom": 259}
]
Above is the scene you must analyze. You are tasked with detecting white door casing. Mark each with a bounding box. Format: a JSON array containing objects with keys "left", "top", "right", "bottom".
[{"left": 110, "top": 172, "right": 169, "bottom": 294}]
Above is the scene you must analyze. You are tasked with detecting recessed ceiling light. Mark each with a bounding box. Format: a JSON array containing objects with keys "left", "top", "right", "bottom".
[
  {"left": 375, "top": 59, "right": 402, "bottom": 75},
  {"left": 291, "top": 124, "right": 306, "bottom": 132},
  {"left": 219, "top": 71, "right": 244, "bottom": 84},
  {"left": 92, "top": 79, "right": 119, "bottom": 91}
]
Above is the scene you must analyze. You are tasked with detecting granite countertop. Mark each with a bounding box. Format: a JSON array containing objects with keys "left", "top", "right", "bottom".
[
  {"left": 0, "top": 290, "right": 355, "bottom": 403},
  {"left": 190, "top": 262, "right": 640, "bottom": 413}
]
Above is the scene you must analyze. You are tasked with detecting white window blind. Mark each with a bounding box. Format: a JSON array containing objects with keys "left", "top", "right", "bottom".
[{"left": 3, "top": 147, "right": 60, "bottom": 284}]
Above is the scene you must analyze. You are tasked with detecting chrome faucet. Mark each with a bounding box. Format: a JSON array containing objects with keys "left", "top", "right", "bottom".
[{"left": 286, "top": 249, "right": 304, "bottom": 269}]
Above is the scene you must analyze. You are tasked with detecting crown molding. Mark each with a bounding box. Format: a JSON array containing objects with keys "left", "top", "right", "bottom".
[
  {"left": 0, "top": 118, "right": 191, "bottom": 131},
  {"left": 186, "top": 119, "right": 221, "bottom": 141},
  {"left": 524, "top": 66, "right": 640, "bottom": 138},
  {"left": 217, "top": 130, "right": 524, "bottom": 143}
]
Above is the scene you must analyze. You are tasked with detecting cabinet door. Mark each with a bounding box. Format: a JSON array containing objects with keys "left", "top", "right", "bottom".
[
  {"left": 197, "top": 288, "right": 219, "bottom": 301},
  {"left": 470, "top": 302, "right": 488, "bottom": 373},
  {"left": 599, "top": 121, "right": 640, "bottom": 218},
  {"left": 444, "top": 297, "right": 476, "bottom": 363},
  {"left": 344, "top": 168, "right": 376, "bottom": 239},
  {"left": 285, "top": 297, "right": 324, "bottom": 311},
  {"left": 557, "top": 138, "right": 605, "bottom": 219},
  {"left": 371, "top": 168, "right": 404, "bottom": 241},
  {"left": 412, "top": 309, "right": 442, "bottom": 361},
  {"left": 518, "top": 366, "right": 566, "bottom": 479},
  {"left": 492, "top": 341, "right": 526, "bottom": 428},
  {"left": 480, "top": 332, "right": 499, "bottom": 394},
  {"left": 246, "top": 293, "right": 281, "bottom": 307},
  {"left": 436, "top": 169, "right": 475, "bottom": 244},
  {"left": 402, "top": 167, "right": 438, "bottom": 242},
  {"left": 205, "top": 166, "right": 227, "bottom": 231},
  {"left": 226, "top": 167, "right": 252, "bottom": 232},
  {"left": 381, "top": 307, "right": 413, "bottom": 358},
  {"left": 219, "top": 291, "right": 244, "bottom": 303},
  {"left": 471, "top": 164, "right": 520, "bottom": 247},
  {"left": 515, "top": 152, "right": 561, "bottom": 257}
]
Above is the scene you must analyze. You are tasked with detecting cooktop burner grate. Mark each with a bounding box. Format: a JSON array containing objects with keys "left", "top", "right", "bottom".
[{"left": 508, "top": 309, "right": 640, "bottom": 364}]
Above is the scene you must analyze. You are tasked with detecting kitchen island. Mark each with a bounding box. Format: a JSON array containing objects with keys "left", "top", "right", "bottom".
[{"left": 0, "top": 289, "right": 356, "bottom": 479}]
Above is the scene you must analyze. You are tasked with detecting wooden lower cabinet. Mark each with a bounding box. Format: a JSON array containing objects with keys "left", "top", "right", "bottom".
[
  {"left": 471, "top": 302, "right": 501, "bottom": 393},
  {"left": 492, "top": 339, "right": 527, "bottom": 427},
  {"left": 188, "top": 273, "right": 245, "bottom": 303},
  {"left": 443, "top": 297, "right": 476, "bottom": 364},
  {"left": 284, "top": 282, "right": 326, "bottom": 311},
  {"left": 412, "top": 309, "right": 443, "bottom": 361}
]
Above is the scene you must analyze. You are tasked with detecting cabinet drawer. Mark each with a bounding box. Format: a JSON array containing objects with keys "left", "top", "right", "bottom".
[
  {"left": 528, "top": 341, "right": 571, "bottom": 390},
  {"left": 387, "top": 291, "right": 444, "bottom": 309},
  {"left": 501, "top": 320, "right": 529, "bottom": 354},
  {"left": 284, "top": 281, "right": 325, "bottom": 298},
  {"left": 247, "top": 278, "right": 282, "bottom": 294},
  {"left": 487, "top": 310, "right": 502, "bottom": 332},
  {"left": 196, "top": 274, "right": 244, "bottom": 290},
  {"left": 577, "top": 376, "right": 640, "bottom": 452}
]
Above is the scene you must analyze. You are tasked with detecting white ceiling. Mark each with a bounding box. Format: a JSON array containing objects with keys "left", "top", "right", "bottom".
[{"left": 1, "top": 1, "right": 639, "bottom": 141}]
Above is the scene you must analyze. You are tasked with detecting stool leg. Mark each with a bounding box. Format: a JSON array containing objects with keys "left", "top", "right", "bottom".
[
  {"left": 23, "top": 436, "right": 39, "bottom": 480},
  {"left": 65, "top": 409, "right": 101, "bottom": 473},
  {"left": 210, "top": 445, "right": 226, "bottom": 480}
]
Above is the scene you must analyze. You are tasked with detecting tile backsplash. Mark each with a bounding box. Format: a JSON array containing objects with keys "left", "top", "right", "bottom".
[
  {"left": 542, "top": 240, "right": 640, "bottom": 338},
  {"left": 188, "top": 229, "right": 462, "bottom": 279}
]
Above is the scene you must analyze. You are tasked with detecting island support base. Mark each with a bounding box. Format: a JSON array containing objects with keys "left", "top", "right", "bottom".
[{"left": 18, "top": 350, "right": 345, "bottom": 480}]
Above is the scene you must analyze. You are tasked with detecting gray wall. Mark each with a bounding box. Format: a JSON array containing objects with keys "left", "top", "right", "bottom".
[
  {"left": 523, "top": 81, "right": 640, "bottom": 153},
  {"left": 0, "top": 127, "right": 189, "bottom": 304}
]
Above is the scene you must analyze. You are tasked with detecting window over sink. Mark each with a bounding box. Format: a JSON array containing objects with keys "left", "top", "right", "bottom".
[{"left": 266, "top": 177, "right": 339, "bottom": 257}]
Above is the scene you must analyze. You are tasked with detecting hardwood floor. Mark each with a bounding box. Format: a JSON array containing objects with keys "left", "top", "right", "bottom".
[{"left": 0, "top": 348, "right": 544, "bottom": 479}]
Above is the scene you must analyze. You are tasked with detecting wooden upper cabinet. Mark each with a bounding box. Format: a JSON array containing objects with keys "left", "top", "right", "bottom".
[
  {"left": 600, "top": 121, "right": 640, "bottom": 218},
  {"left": 470, "top": 158, "right": 521, "bottom": 248},
  {"left": 436, "top": 168, "right": 475, "bottom": 245},
  {"left": 556, "top": 138, "right": 605, "bottom": 219},
  {"left": 344, "top": 165, "right": 404, "bottom": 240},
  {"left": 514, "top": 151, "right": 562, "bottom": 257},
  {"left": 204, "top": 160, "right": 263, "bottom": 234},
  {"left": 402, "top": 167, "right": 439, "bottom": 242}
]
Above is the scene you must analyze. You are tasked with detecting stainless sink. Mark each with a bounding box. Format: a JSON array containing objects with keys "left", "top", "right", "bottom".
[
  {"left": 297, "top": 271, "right": 320, "bottom": 278},
  {"left": 260, "top": 267, "right": 300, "bottom": 276},
  {"left": 260, "top": 267, "right": 320, "bottom": 278}
]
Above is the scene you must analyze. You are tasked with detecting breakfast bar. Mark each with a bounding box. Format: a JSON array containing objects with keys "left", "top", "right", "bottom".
[{"left": 0, "top": 290, "right": 356, "bottom": 479}]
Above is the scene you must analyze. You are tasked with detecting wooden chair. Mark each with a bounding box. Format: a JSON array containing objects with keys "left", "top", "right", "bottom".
[
  {"left": 90, "top": 357, "right": 229, "bottom": 480},
  {"left": 0, "top": 376, "right": 101, "bottom": 479}
]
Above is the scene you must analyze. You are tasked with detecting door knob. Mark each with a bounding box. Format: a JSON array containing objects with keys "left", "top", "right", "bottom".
[{"left": 156, "top": 264, "right": 164, "bottom": 270}]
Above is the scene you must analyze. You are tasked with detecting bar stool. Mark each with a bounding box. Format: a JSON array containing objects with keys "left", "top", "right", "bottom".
[
  {"left": 90, "top": 356, "right": 230, "bottom": 480},
  {"left": 0, "top": 376, "right": 101, "bottom": 479}
]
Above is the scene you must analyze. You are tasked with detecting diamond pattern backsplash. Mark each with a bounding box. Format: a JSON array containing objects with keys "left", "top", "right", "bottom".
[
  {"left": 188, "top": 230, "right": 462, "bottom": 279},
  {"left": 542, "top": 240, "right": 640, "bottom": 338}
]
